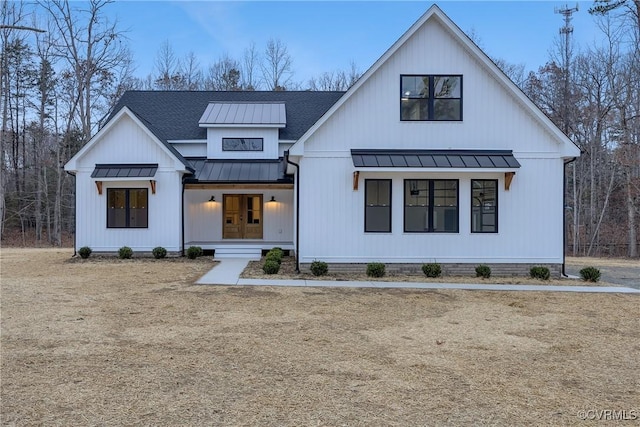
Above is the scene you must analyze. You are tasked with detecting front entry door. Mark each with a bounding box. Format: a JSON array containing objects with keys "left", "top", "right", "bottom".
[{"left": 223, "top": 194, "right": 263, "bottom": 239}]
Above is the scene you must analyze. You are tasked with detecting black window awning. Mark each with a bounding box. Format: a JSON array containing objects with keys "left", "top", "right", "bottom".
[
  {"left": 351, "top": 150, "right": 521, "bottom": 169},
  {"left": 185, "top": 158, "right": 293, "bottom": 184},
  {"left": 91, "top": 163, "right": 158, "bottom": 178}
]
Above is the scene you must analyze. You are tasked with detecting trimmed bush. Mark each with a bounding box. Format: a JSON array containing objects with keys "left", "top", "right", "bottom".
[
  {"left": 186, "top": 246, "right": 203, "bottom": 259},
  {"left": 265, "top": 251, "right": 282, "bottom": 265},
  {"left": 475, "top": 264, "right": 491, "bottom": 279},
  {"left": 366, "top": 262, "right": 385, "bottom": 278},
  {"left": 263, "top": 260, "right": 280, "bottom": 274},
  {"left": 310, "top": 260, "right": 328, "bottom": 276},
  {"left": 270, "top": 247, "right": 284, "bottom": 258},
  {"left": 118, "top": 246, "right": 133, "bottom": 259},
  {"left": 530, "top": 266, "right": 550, "bottom": 280},
  {"left": 152, "top": 246, "right": 167, "bottom": 259},
  {"left": 78, "top": 246, "right": 92, "bottom": 259},
  {"left": 422, "top": 263, "right": 442, "bottom": 278},
  {"left": 580, "top": 266, "right": 601, "bottom": 283}
]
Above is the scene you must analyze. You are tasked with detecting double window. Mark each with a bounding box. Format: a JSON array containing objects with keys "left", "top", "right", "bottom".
[
  {"left": 404, "top": 180, "right": 458, "bottom": 232},
  {"left": 365, "top": 180, "right": 392, "bottom": 232},
  {"left": 401, "top": 75, "right": 462, "bottom": 121},
  {"left": 222, "top": 138, "right": 263, "bottom": 151},
  {"left": 471, "top": 180, "right": 498, "bottom": 233},
  {"left": 107, "top": 188, "right": 148, "bottom": 228}
]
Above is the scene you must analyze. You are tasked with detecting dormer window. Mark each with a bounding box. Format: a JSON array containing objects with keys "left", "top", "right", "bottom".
[
  {"left": 222, "top": 138, "right": 264, "bottom": 151},
  {"left": 401, "top": 75, "right": 462, "bottom": 121}
]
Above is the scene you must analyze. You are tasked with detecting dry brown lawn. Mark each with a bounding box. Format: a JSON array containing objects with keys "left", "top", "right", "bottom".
[{"left": 1, "top": 248, "right": 639, "bottom": 426}]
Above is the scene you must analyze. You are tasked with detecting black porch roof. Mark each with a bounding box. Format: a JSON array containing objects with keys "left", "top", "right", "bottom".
[
  {"left": 185, "top": 158, "right": 293, "bottom": 183},
  {"left": 351, "top": 150, "right": 521, "bottom": 169}
]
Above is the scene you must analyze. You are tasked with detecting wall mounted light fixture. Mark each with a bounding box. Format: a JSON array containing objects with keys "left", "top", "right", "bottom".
[
  {"left": 269, "top": 196, "right": 276, "bottom": 202},
  {"left": 208, "top": 195, "right": 216, "bottom": 202}
]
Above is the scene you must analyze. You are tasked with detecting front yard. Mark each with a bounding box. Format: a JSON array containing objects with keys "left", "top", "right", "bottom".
[{"left": 1, "top": 248, "right": 638, "bottom": 425}]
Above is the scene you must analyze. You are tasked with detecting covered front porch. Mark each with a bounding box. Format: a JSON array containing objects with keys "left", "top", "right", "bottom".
[{"left": 182, "top": 156, "right": 295, "bottom": 259}]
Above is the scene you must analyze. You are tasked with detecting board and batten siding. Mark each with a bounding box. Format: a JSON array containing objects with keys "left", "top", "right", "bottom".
[
  {"left": 184, "top": 189, "right": 294, "bottom": 243},
  {"left": 302, "top": 19, "right": 564, "bottom": 156},
  {"left": 72, "top": 114, "right": 184, "bottom": 252},
  {"left": 295, "top": 16, "right": 571, "bottom": 267},
  {"left": 298, "top": 157, "right": 564, "bottom": 265}
]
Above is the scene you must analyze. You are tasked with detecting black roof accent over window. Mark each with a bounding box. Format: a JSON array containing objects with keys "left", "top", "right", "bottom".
[
  {"left": 91, "top": 163, "right": 158, "bottom": 178},
  {"left": 351, "top": 150, "right": 521, "bottom": 169},
  {"left": 185, "top": 158, "right": 293, "bottom": 184}
]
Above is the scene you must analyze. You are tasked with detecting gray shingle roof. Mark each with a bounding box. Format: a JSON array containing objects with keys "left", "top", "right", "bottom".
[
  {"left": 109, "top": 91, "right": 344, "bottom": 142},
  {"left": 351, "top": 150, "right": 521, "bottom": 169}
]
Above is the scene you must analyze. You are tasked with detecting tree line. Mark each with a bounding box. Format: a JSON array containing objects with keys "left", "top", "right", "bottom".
[{"left": 1, "top": 0, "right": 638, "bottom": 257}]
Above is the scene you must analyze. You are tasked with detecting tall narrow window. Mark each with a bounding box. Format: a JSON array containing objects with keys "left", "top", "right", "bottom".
[
  {"left": 404, "top": 180, "right": 458, "bottom": 232},
  {"left": 365, "top": 179, "right": 392, "bottom": 232},
  {"left": 401, "top": 75, "right": 462, "bottom": 121},
  {"left": 472, "top": 180, "right": 497, "bottom": 233},
  {"left": 107, "top": 188, "right": 148, "bottom": 228}
]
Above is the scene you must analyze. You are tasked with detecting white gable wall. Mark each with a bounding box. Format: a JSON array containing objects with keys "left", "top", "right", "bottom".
[
  {"left": 72, "top": 114, "right": 184, "bottom": 252},
  {"left": 297, "top": 16, "right": 570, "bottom": 268}
]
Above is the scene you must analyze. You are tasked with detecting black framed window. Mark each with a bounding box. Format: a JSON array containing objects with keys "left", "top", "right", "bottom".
[
  {"left": 365, "top": 179, "right": 392, "bottom": 232},
  {"left": 107, "top": 188, "right": 148, "bottom": 228},
  {"left": 222, "top": 138, "right": 263, "bottom": 151},
  {"left": 404, "top": 180, "right": 458, "bottom": 232},
  {"left": 401, "top": 75, "right": 462, "bottom": 121},
  {"left": 472, "top": 180, "right": 498, "bottom": 233}
]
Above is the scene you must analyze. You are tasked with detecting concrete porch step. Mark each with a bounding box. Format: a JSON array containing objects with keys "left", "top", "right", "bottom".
[{"left": 214, "top": 247, "right": 262, "bottom": 260}]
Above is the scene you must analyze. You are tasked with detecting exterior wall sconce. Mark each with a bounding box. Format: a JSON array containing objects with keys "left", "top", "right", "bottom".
[
  {"left": 208, "top": 195, "right": 216, "bottom": 202},
  {"left": 269, "top": 196, "right": 276, "bottom": 202}
]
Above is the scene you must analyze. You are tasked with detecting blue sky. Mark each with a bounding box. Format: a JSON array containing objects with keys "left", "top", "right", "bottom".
[{"left": 107, "top": 1, "right": 603, "bottom": 85}]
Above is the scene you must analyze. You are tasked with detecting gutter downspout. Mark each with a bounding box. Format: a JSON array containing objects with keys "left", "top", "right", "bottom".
[
  {"left": 181, "top": 176, "right": 186, "bottom": 257},
  {"left": 562, "top": 157, "right": 577, "bottom": 277},
  {"left": 65, "top": 171, "right": 77, "bottom": 257},
  {"left": 284, "top": 150, "right": 300, "bottom": 273}
]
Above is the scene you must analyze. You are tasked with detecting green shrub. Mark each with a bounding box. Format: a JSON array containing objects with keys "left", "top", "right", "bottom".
[
  {"left": 186, "top": 246, "right": 203, "bottom": 259},
  {"left": 475, "top": 264, "right": 491, "bottom": 279},
  {"left": 310, "top": 260, "right": 328, "bottom": 276},
  {"left": 579, "top": 266, "right": 601, "bottom": 283},
  {"left": 270, "top": 247, "right": 284, "bottom": 258},
  {"left": 422, "top": 263, "right": 442, "bottom": 278},
  {"left": 265, "top": 251, "right": 282, "bottom": 265},
  {"left": 366, "top": 262, "right": 385, "bottom": 278},
  {"left": 118, "top": 246, "right": 133, "bottom": 259},
  {"left": 530, "top": 266, "right": 550, "bottom": 280},
  {"left": 152, "top": 246, "right": 167, "bottom": 259},
  {"left": 78, "top": 246, "right": 92, "bottom": 259},
  {"left": 263, "top": 260, "right": 280, "bottom": 274}
]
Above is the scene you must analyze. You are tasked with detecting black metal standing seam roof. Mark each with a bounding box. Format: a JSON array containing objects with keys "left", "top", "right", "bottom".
[
  {"left": 186, "top": 158, "right": 293, "bottom": 183},
  {"left": 91, "top": 163, "right": 158, "bottom": 178},
  {"left": 351, "top": 150, "right": 521, "bottom": 169}
]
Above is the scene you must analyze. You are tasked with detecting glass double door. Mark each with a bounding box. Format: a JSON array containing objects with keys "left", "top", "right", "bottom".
[{"left": 222, "top": 194, "right": 263, "bottom": 239}]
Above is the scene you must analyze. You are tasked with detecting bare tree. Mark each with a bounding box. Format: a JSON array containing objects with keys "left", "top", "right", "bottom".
[
  {"left": 180, "top": 51, "right": 202, "bottom": 90},
  {"left": 261, "top": 38, "right": 293, "bottom": 91},
  {"left": 242, "top": 41, "right": 259, "bottom": 90},
  {"left": 39, "top": 0, "right": 129, "bottom": 142},
  {"left": 308, "top": 61, "right": 361, "bottom": 91},
  {"left": 153, "top": 39, "right": 183, "bottom": 90},
  {"left": 204, "top": 54, "right": 241, "bottom": 91}
]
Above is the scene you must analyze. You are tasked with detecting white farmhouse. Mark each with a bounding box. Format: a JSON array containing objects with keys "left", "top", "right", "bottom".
[{"left": 65, "top": 5, "right": 580, "bottom": 276}]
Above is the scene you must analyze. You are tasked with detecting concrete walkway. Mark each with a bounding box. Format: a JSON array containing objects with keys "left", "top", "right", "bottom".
[
  {"left": 196, "top": 258, "right": 251, "bottom": 285},
  {"left": 196, "top": 259, "right": 640, "bottom": 293}
]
